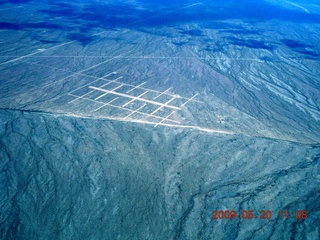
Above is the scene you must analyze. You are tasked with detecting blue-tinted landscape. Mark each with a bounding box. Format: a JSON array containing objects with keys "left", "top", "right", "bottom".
[{"left": 0, "top": 0, "right": 319, "bottom": 239}]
